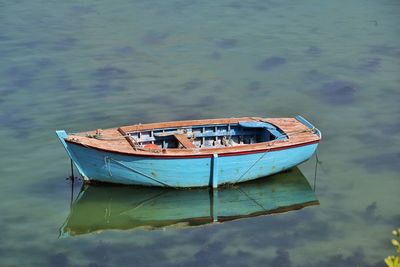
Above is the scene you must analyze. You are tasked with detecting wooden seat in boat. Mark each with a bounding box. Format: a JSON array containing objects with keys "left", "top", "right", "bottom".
[{"left": 173, "top": 134, "right": 196, "bottom": 149}]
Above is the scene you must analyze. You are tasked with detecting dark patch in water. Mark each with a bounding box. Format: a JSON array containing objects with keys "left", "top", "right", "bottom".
[
  {"left": 36, "top": 58, "right": 54, "bottom": 68},
  {"left": 226, "top": 2, "right": 268, "bottom": 11},
  {"left": 176, "top": 112, "right": 205, "bottom": 121},
  {"left": 256, "top": 57, "right": 286, "bottom": 71},
  {"left": 0, "top": 34, "right": 10, "bottom": 41},
  {"left": 172, "top": 1, "right": 196, "bottom": 13},
  {"left": 210, "top": 51, "right": 222, "bottom": 60},
  {"left": 123, "top": 110, "right": 152, "bottom": 124},
  {"left": 48, "top": 253, "right": 70, "bottom": 267},
  {"left": 247, "top": 81, "right": 261, "bottom": 92},
  {"left": 88, "top": 263, "right": 108, "bottom": 267},
  {"left": 84, "top": 241, "right": 168, "bottom": 266},
  {"left": 85, "top": 241, "right": 113, "bottom": 265},
  {"left": 4, "top": 66, "right": 35, "bottom": 88},
  {"left": 376, "top": 121, "right": 400, "bottom": 135},
  {"left": 365, "top": 201, "right": 377, "bottom": 218},
  {"left": 369, "top": 44, "right": 400, "bottom": 57},
  {"left": 226, "top": 2, "right": 243, "bottom": 9},
  {"left": 359, "top": 58, "right": 380, "bottom": 73},
  {"left": 143, "top": 94, "right": 176, "bottom": 106},
  {"left": 389, "top": 214, "right": 400, "bottom": 225},
  {"left": 27, "top": 175, "right": 78, "bottom": 199},
  {"left": 55, "top": 69, "right": 78, "bottom": 92},
  {"left": 217, "top": 38, "right": 238, "bottom": 49},
  {"left": 142, "top": 31, "right": 169, "bottom": 45},
  {"left": 318, "top": 80, "right": 357, "bottom": 105},
  {"left": 353, "top": 152, "right": 400, "bottom": 173},
  {"left": 195, "top": 95, "right": 216, "bottom": 108},
  {"left": 94, "top": 82, "right": 127, "bottom": 94},
  {"left": 270, "top": 248, "right": 291, "bottom": 267},
  {"left": 352, "top": 133, "right": 379, "bottom": 147},
  {"left": 71, "top": 5, "right": 96, "bottom": 15},
  {"left": 0, "top": 109, "right": 36, "bottom": 139},
  {"left": 93, "top": 66, "right": 130, "bottom": 95},
  {"left": 53, "top": 37, "right": 77, "bottom": 51},
  {"left": 304, "top": 46, "right": 322, "bottom": 57},
  {"left": 291, "top": 219, "right": 337, "bottom": 242},
  {"left": 182, "top": 79, "right": 202, "bottom": 91},
  {"left": 309, "top": 27, "right": 320, "bottom": 35},
  {"left": 298, "top": 249, "right": 382, "bottom": 267},
  {"left": 18, "top": 40, "right": 43, "bottom": 49},
  {"left": 95, "top": 66, "right": 128, "bottom": 79},
  {"left": 115, "top": 46, "right": 135, "bottom": 55},
  {"left": 305, "top": 69, "right": 329, "bottom": 83},
  {"left": 244, "top": 211, "right": 334, "bottom": 249},
  {"left": 191, "top": 241, "right": 224, "bottom": 265},
  {"left": 0, "top": 86, "right": 14, "bottom": 98}
]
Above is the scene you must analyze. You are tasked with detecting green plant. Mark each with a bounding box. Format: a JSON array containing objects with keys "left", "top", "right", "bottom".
[{"left": 385, "top": 228, "right": 400, "bottom": 267}]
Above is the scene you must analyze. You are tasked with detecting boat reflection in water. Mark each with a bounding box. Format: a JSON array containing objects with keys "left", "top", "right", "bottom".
[{"left": 60, "top": 167, "right": 319, "bottom": 237}]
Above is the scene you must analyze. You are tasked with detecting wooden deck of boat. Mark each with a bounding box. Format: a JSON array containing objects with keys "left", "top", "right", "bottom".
[{"left": 65, "top": 117, "right": 320, "bottom": 157}]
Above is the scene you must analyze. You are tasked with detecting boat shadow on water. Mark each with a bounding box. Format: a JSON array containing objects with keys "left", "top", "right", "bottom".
[{"left": 60, "top": 167, "right": 319, "bottom": 237}]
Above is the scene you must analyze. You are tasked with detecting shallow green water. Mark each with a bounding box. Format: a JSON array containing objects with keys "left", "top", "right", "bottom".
[{"left": 0, "top": 0, "right": 399, "bottom": 266}]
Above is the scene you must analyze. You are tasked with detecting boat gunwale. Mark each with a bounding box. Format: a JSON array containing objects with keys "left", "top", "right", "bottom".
[
  {"left": 65, "top": 139, "right": 320, "bottom": 158},
  {"left": 64, "top": 116, "right": 321, "bottom": 158}
]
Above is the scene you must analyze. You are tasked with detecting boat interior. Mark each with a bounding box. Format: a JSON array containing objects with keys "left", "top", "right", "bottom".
[{"left": 126, "top": 122, "right": 288, "bottom": 150}]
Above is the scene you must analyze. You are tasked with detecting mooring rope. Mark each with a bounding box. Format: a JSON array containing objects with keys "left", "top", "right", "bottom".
[
  {"left": 234, "top": 147, "right": 271, "bottom": 184},
  {"left": 313, "top": 151, "right": 322, "bottom": 192}
]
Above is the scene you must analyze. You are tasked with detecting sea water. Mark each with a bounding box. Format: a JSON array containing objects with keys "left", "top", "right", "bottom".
[{"left": 0, "top": 1, "right": 399, "bottom": 266}]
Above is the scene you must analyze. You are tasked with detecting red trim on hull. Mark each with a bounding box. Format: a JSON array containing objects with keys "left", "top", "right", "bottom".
[{"left": 66, "top": 139, "right": 320, "bottom": 159}]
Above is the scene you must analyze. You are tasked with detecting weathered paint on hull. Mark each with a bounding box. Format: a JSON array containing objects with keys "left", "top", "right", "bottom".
[{"left": 56, "top": 130, "right": 318, "bottom": 187}]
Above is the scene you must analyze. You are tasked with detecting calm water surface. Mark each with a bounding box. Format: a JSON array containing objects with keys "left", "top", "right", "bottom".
[{"left": 0, "top": 1, "right": 399, "bottom": 266}]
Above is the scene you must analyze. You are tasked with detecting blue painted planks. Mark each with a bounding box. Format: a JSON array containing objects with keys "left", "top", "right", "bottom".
[{"left": 61, "top": 140, "right": 318, "bottom": 187}]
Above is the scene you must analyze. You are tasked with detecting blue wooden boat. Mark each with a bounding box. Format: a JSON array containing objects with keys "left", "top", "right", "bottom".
[
  {"left": 56, "top": 115, "right": 321, "bottom": 188},
  {"left": 60, "top": 167, "right": 319, "bottom": 236}
]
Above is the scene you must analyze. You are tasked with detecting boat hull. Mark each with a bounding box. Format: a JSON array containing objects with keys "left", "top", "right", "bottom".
[{"left": 57, "top": 133, "right": 318, "bottom": 187}]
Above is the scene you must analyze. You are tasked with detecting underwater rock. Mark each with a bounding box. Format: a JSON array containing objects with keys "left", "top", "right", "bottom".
[
  {"left": 257, "top": 57, "right": 286, "bottom": 71},
  {"left": 304, "top": 46, "right": 322, "bottom": 57},
  {"left": 305, "top": 69, "right": 329, "bottom": 83},
  {"left": 182, "top": 79, "right": 202, "bottom": 91},
  {"left": 353, "top": 152, "right": 400, "bottom": 173},
  {"left": 358, "top": 58, "right": 380, "bottom": 73},
  {"left": 210, "top": 51, "right": 222, "bottom": 60},
  {"left": 365, "top": 201, "right": 377, "bottom": 218},
  {"left": 217, "top": 38, "right": 238, "bottom": 49},
  {"left": 53, "top": 37, "right": 77, "bottom": 51},
  {"left": 94, "top": 66, "right": 128, "bottom": 79},
  {"left": 142, "top": 31, "right": 169, "bottom": 45},
  {"left": 369, "top": 44, "right": 400, "bottom": 57},
  {"left": 48, "top": 253, "right": 70, "bottom": 267},
  {"left": 195, "top": 95, "right": 216, "bottom": 108},
  {"left": 318, "top": 80, "right": 357, "bottom": 105},
  {"left": 115, "top": 46, "right": 135, "bottom": 55},
  {"left": 4, "top": 66, "right": 35, "bottom": 88},
  {"left": 247, "top": 81, "right": 262, "bottom": 92},
  {"left": 271, "top": 248, "right": 292, "bottom": 267}
]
